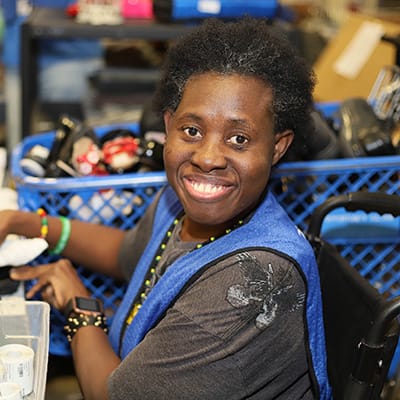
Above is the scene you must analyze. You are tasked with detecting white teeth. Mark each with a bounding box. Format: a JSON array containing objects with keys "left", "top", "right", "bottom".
[{"left": 192, "top": 182, "right": 224, "bottom": 194}]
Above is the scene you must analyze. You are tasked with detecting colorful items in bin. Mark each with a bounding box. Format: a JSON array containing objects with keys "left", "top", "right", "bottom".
[
  {"left": 44, "top": 115, "right": 100, "bottom": 178},
  {"left": 100, "top": 129, "right": 141, "bottom": 174},
  {"left": 100, "top": 128, "right": 164, "bottom": 174},
  {"left": 336, "top": 97, "right": 397, "bottom": 158},
  {"left": 19, "top": 115, "right": 165, "bottom": 178},
  {"left": 71, "top": 136, "right": 105, "bottom": 176},
  {"left": 18, "top": 144, "right": 49, "bottom": 178}
]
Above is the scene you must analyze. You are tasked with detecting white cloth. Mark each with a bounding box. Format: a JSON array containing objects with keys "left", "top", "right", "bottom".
[{"left": 0, "top": 237, "right": 48, "bottom": 267}]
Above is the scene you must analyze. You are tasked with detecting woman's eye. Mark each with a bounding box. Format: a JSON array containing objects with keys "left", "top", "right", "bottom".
[
  {"left": 183, "top": 127, "right": 200, "bottom": 137},
  {"left": 230, "top": 135, "right": 248, "bottom": 146}
]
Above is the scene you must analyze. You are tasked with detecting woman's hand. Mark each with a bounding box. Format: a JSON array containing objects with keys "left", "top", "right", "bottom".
[
  {"left": 0, "top": 210, "right": 16, "bottom": 244},
  {"left": 9, "top": 259, "right": 90, "bottom": 312}
]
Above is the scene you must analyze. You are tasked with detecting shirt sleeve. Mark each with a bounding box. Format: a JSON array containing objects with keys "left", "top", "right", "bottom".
[{"left": 108, "top": 250, "right": 314, "bottom": 400}]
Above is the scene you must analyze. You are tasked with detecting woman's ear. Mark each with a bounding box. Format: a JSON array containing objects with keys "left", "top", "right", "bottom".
[
  {"left": 272, "top": 130, "right": 294, "bottom": 165},
  {"left": 163, "top": 111, "right": 172, "bottom": 135}
]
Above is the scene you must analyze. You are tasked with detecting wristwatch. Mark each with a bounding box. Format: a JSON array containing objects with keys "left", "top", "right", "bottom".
[
  {"left": 65, "top": 296, "right": 104, "bottom": 318},
  {"left": 64, "top": 297, "right": 108, "bottom": 342}
]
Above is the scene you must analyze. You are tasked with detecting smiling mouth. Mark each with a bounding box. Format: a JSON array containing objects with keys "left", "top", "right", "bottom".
[{"left": 184, "top": 178, "right": 232, "bottom": 199}]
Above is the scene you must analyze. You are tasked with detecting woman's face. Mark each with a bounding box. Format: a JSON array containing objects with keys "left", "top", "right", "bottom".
[{"left": 163, "top": 72, "right": 293, "bottom": 239}]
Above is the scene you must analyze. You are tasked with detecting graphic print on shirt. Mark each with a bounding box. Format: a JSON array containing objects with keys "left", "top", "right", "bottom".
[{"left": 226, "top": 252, "right": 303, "bottom": 329}]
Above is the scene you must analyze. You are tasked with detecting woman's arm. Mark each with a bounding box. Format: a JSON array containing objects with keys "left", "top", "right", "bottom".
[
  {"left": 0, "top": 209, "right": 125, "bottom": 278},
  {"left": 71, "top": 327, "right": 121, "bottom": 400}
]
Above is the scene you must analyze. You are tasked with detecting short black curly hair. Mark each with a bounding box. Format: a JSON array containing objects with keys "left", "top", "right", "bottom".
[{"left": 153, "top": 17, "right": 316, "bottom": 136}]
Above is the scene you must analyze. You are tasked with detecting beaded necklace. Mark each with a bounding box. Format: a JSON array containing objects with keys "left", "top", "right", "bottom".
[{"left": 125, "top": 214, "right": 244, "bottom": 326}]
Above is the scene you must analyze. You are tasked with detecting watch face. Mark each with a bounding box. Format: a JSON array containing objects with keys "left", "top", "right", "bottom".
[{"left": 76, "top": 297, "right": 102, "bottom": 313}]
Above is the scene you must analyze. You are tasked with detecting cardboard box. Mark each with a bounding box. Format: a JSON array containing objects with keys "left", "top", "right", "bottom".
[{"left": 313, "top": 12, "right": 400, "bottom": 102}]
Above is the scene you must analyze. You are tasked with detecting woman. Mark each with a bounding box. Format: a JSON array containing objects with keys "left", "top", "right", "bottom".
[{"left": 1, "top": 17, "right": 331, "bottom": 399}]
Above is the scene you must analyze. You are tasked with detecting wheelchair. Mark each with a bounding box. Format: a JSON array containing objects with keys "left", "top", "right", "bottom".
[{"left": 307, "top": 192, "right": 400, "bottom": 400}]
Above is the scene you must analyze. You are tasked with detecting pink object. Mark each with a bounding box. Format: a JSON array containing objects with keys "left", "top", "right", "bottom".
[{"left": 121, "top": 0, "right": 154, "bottom": 19}]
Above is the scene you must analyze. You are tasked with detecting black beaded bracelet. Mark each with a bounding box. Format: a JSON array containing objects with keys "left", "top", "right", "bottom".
[{"left": 64, "top": 313, "right": 108, "bottom": 343}]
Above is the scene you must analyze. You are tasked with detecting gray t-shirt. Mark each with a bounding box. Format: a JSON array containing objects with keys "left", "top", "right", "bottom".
[{"left": 109, "top": 198, "right": 315, "bottom": 399}]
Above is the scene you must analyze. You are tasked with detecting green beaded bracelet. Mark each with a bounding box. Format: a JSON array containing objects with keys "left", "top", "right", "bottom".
[{"left": 49, "top": 217, "right": 71, "bottom": 255}]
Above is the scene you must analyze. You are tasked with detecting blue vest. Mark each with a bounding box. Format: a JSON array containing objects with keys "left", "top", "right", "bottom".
[{"left": 109, "top": 186, "right": 332, "bottom": 399}]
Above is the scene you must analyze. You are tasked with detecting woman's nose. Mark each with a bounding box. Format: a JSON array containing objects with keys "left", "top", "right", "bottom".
[{"left": 191, "top": 139, "right": 227, "bottom": 171}]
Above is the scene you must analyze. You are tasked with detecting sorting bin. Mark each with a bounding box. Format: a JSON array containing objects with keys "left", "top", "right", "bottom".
[{"left": 0, "top": 299, "right": 50, "bottom": 400}]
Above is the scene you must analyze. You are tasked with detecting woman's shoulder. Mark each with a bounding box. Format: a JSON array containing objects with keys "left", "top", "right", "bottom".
[{"left": 174, "top": 249, "right": 306, "bottom": 336}]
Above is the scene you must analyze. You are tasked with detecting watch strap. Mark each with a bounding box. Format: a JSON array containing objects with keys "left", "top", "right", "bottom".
[{"left": 64, "top": 312, "right": 108, "bottom": 343}]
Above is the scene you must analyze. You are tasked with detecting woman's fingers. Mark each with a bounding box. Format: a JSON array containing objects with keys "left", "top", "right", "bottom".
[
  {"left": 9, "top": 259, "right": 90, "bottom": 310},
  {"left": 9, "top": 265, "right": 52, "bottom": 298},
  {"left": 9, "top": 265, "right": 43, "bottom": 281},
  {"left": 40, "top": 284, "right": 56, "bottom": 305},
  {"left": 25, "top": 279, "right": 49, "bottom": 299}
]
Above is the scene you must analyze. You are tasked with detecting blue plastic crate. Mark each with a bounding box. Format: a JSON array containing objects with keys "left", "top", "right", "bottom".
[
  {"left": 269, "top": 156, "right": 400, "bottom": 289},
  {"left": 11, "top": 119, "right": 400, "bottom": 362},
  {"left": 11, "top": 123, "right": 168, "bottom": 356}
]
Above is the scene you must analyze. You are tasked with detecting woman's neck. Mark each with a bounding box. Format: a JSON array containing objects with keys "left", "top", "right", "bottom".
[{"left": 180, "top": 215, "right": 244, "bottom": 243}]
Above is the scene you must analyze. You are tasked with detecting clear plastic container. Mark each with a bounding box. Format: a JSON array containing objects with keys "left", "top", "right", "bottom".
[{"left": 0, "top": 299, "right": 50, "bottom": 400}]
